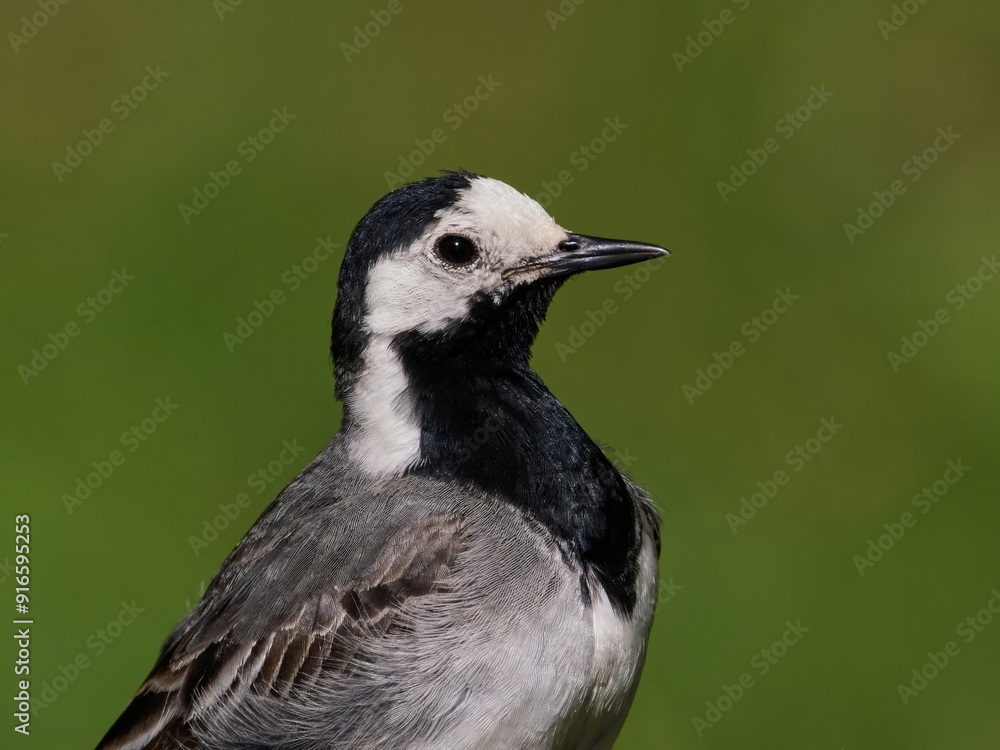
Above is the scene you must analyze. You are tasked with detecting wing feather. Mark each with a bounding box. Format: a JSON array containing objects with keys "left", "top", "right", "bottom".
[{"left": 96, "top": 509, "right": 463, "bottom": 749}]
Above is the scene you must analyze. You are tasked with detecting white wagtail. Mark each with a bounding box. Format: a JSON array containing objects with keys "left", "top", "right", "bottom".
[{"left": 97, "top": 172, "right": 668, "bottom": 750}]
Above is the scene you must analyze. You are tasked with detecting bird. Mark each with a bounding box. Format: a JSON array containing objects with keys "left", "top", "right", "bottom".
[{"left": 97, "top": 171, "right": 668, "bottom": 750}]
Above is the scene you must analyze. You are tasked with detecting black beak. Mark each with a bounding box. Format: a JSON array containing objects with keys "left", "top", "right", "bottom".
[{"left": 512, "top": 233, "right": 669, "bottom": 280}]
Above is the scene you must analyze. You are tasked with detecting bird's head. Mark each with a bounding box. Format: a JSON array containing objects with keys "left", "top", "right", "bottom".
[{"left": 332, "top": 171, "right": 667, "bottom": 400}]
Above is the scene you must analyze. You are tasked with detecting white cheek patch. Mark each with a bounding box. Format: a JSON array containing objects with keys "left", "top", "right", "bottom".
[{"left": 365, "top": 252, "right": 492, "bottom": 337}]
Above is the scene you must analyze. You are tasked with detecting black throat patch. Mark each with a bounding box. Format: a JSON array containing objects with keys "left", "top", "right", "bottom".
[{"left": 392, "top": 289, "right": 642, "bottom": 615}]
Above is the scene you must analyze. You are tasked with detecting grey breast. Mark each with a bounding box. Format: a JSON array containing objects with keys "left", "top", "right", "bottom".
[{"left": 183, "top": 452, "right": 600, "bottom": 750}]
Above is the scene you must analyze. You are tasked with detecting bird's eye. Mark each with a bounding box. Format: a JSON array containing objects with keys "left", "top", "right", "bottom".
[{"left": 435, "top": 235, "right": 479, "bottom": 266}]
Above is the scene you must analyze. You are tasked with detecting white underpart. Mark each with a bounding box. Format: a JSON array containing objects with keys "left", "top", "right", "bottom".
[
  {"left": 346, "top": 176, "right": 570, "bottom": 475},
  {"left": 582, "top": 533, "right": 660, "bottom": 747}
]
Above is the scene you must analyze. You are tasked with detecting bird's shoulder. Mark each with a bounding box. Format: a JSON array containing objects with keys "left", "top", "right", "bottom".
[{"left": 97, "top": 441, "right": 477, "bottom": 749}]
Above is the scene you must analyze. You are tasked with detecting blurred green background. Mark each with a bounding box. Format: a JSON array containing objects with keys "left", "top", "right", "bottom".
[{"left": 3, "top": 1, "right": 999, "bottom": 747}]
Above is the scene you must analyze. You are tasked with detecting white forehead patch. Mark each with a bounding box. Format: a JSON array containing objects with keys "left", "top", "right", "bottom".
[{"left": 438, "top": 176, "right": 565, "bottom": 253}]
